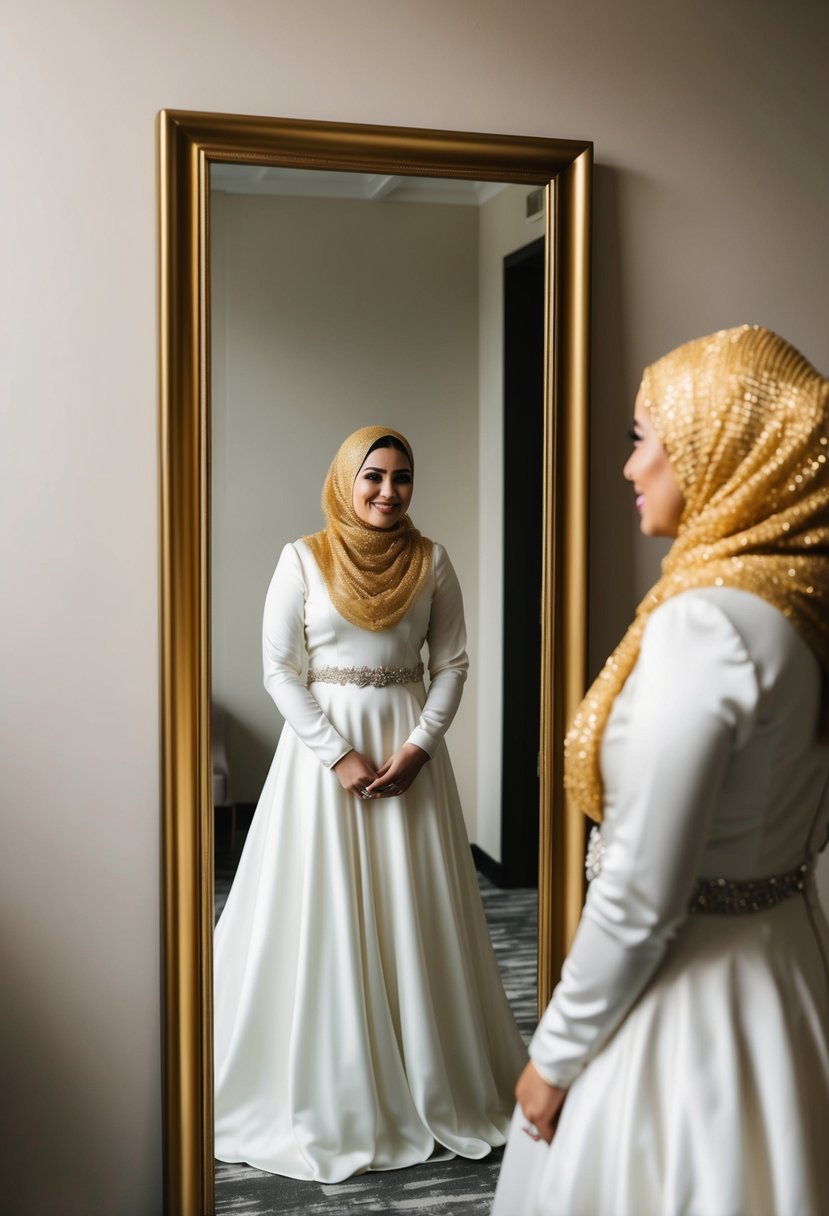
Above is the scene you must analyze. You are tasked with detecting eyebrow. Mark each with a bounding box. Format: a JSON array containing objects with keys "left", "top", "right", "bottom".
[{"left": 361, "top": 465, "right": 412, "bottom": 474}]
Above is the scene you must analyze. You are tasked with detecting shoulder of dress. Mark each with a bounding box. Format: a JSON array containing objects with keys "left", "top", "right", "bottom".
[
  {"left": 637, "top": 592, "right": 763, "bottom": 742},
  {"left": 685, "top": 585, "right": 790, "bottom": 630},
  {"left": 644, "top": 589, "right": 752, "bottom": 662},
  {"left": 649, "top": 585, "right": 758, "bottom": 625},
  {"left": 273, "top": 539, "right": 301, "bottom": 567},
  {"left": 286, "top": 536, "right": 319, "bottom": 565},
  {"left": 653, "top": 586, "right": 802, "bottom": 651},
  {"left": 268, "top": 540, "right": 315, "bottom": 591},
  {"left": 686, "top": 586, "right": 817, "bottom": 681},
  {"left": 644, "top": 586, "right": 817, "bottom": 689}
]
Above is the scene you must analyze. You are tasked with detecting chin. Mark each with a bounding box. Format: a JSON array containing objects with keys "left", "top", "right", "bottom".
[{"left": 641, "top": 518, "right": 677, "bottom": 540}]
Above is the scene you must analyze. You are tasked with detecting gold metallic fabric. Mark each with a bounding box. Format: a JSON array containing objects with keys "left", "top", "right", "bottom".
[
  {"left": 305, "top": 425, "right": 433, "bottom": 632},
  {"left": 566, "top": 325, "right": 829, "bottom": 821}
]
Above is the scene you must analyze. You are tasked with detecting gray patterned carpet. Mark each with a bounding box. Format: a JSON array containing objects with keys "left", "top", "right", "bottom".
[{"left": 214, "top": 822, "right": 536, "bottom": 1215}]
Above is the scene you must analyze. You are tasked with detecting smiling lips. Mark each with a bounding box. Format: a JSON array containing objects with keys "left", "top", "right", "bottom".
[{"left": 372, "top": 501, "right": 399, "bottom": 514}]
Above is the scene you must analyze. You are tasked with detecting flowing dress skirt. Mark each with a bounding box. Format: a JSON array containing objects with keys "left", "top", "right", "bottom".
[
  {"left": 214, "top": 680, "right": 526, "bottom": 1181},
  {"left": 493, "top": 891, "right": 829, "bottom": 1216}
]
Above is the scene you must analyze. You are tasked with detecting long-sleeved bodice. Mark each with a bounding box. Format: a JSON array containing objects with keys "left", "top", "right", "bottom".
[
  {"left": 531, "top": 586, "right": 829, "bottom": 1088},
  {"left": 261, "top": 538, "right": 468, "bottom": 768}
]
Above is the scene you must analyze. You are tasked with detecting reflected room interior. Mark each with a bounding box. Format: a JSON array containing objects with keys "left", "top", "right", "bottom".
[{"left": 209, "top": 164, "right": 542, "bottom": 1208}]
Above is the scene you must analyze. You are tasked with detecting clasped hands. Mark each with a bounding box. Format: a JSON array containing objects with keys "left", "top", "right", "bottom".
[{"left": 334, "top": 742, "right": 429, "bottom": 800}]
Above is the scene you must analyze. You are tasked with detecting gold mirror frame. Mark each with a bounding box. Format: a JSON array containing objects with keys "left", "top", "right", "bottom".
[{"left": 158, "top": 109, "right": 591, "bottom": 1216}]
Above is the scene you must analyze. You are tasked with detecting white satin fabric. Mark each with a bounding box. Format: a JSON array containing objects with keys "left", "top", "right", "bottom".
[
  {"left": 494, "top": 588, "right": 829, "bottom": 1216},
  {"left": 214, "top": 540, "right": 526, "bottom": 1182}
]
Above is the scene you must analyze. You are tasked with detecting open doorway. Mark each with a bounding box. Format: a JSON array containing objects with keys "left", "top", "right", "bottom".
[{"left": 500, "top": 235, "right": 545, "bottom": 886}]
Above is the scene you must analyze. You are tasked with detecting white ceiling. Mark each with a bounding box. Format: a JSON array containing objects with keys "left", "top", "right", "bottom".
[{"left": 211, "top": 163, "right": 508, "bottom": 207}]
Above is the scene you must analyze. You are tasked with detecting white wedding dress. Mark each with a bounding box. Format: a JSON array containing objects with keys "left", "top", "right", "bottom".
[
  {"left": 214, "top": 540, "right": 526, "bottom": 1182},
  {"left": 494, "top": 587, "right": 829, "bottom": 1216}
]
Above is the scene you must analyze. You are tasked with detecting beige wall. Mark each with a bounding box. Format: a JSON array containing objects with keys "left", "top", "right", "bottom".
[
  {"left": 211, "top": 190, "right": 480, "bottom": 825},
  {"left": 3, "top": 1, "right": 827, "bottom": 1211}
]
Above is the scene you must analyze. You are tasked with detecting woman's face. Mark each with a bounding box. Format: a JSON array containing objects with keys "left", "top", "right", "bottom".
[
  {"left": 352, "top": 446, "right": 414, "bottom": 529},
  {"left": 623, "top": 392, "right": 685, "bottom": 538}
]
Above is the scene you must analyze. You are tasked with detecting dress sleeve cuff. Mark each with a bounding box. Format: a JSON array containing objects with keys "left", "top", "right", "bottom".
[
  {"left": 405, "top": 726, "right": 436, "bottom": 758},
  {"left": 325, "top": 744, "right": 353, "bottom": 771},
  {"left": 529, "top": 1055, "right": 571, "bottom": 1090}
]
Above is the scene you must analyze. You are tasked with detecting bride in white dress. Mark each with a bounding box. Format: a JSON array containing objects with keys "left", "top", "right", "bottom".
[
  {"left": 214, "top": 424, "right": 526, "bottom": 1182},
  {"left": 494, "top": 326, "right": 829, "bottom": 1216}
]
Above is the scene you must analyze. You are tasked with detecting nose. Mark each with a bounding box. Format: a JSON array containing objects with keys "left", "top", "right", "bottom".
[{"left": 622, "top": 452, "right": 635, "bottom": 481}]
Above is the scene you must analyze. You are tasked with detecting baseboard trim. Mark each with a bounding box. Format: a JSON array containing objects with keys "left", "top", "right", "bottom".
[{"left": 471, "top": 844, "right": 509, "bottom": 888}]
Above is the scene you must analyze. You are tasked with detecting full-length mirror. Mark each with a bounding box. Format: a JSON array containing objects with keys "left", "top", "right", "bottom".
[{"left": 159, "top": 111, "right": 590, "bottom": 1215}]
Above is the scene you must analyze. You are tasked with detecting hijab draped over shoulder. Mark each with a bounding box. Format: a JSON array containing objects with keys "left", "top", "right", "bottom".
[
  {"left": 566, "top": 325, "right": 829, "bottom": 822},
  {"left": 304, "top": 425, "right": 433, "bottom": 632}
]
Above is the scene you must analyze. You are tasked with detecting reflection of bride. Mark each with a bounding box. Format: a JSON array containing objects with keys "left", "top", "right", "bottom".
[{"left": 214, "top": 425, "right": 526, "bottom": 1182}]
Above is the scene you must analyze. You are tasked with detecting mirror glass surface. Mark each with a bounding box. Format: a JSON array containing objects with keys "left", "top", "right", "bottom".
[{"left": 209, "top": 162, "right": 545, "bottom": 1199}]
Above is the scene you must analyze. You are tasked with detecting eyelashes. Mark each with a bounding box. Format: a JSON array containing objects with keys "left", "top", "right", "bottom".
[{"left": 627, "top": 426, "right": 642, "bottom": 443}]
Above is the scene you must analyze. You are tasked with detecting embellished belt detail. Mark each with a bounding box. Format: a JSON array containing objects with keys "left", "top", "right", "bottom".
[
  {"left": 586, "top": 827, "right": 812, "bottom": 915},
  {"left": 306, "top": 662, "right": 424, "bottom": 689},
  {"left": 689, "top": 863, "right": 812, "bottom": 915}
]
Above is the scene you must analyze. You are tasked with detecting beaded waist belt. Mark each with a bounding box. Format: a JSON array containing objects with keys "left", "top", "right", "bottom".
[
  {"left": 586, "top": 827, "right": 812, "bottom": 916},
  {"left": 688, "top": 863, "right": 812, "bottom": 915},
  {"left": 306, "top": 662, "right": 424, "bottom": 689}
]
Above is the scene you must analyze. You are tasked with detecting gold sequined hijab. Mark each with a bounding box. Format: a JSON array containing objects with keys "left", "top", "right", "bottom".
[
  {"left": 304, "top": 425, "right": 433, "bottom": 631},
  {"left": 565, "top": 325, "right": 829, "bottom": 821}
]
